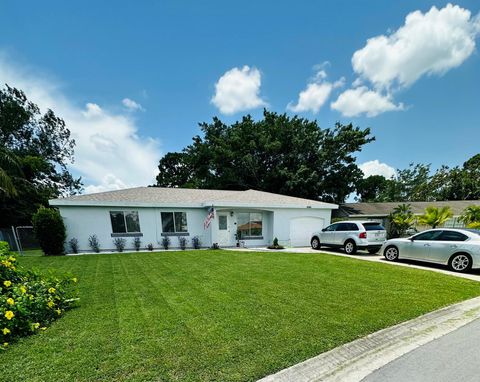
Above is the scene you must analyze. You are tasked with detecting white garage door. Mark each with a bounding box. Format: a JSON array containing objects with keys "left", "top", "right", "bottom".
[{"left": 289, "top": 217, "right": 325, "bottom": 247}]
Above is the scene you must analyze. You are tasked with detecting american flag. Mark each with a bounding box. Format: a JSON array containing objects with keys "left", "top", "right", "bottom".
[{"left": 203, "top": 206, "right": 215, "bottom": 229}]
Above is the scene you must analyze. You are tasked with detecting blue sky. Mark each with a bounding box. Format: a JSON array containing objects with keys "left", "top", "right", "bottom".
[{"left": 1, "top": 1, "right": 479, "bottom": 192}]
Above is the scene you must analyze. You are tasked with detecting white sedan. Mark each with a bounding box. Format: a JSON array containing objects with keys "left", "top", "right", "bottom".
[{"left": 381, "top": 228, "right": 480, "bottom": 273}]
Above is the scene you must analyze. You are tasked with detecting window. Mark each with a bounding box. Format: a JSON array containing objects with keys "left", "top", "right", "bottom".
[
  {"left": 161, "top": 212, "right": 188, "bottom": 233},
  {"left": 219, "top": 215, "right": 228, "bottom": 230},
  {"left": 337, "top": 223, "right": 358, "bottom": 231},
  {"left": 412, "top": 230, "right": 443, "bottom": 241},
  {"left": 237, "top": 212, "right": 262, "bottom": 238},
  {"left": 110, "top": 211, "right": 141, "bottom": 234},
  {"left": 362, "top": 222, "right": 385, "bottom": 231},
  {"left": 439, "top": 231, "right": 468, "bottom": 242}
]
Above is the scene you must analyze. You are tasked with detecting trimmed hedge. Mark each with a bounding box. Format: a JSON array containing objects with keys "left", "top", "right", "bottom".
[
  {"left": 0, "top": 241, "right": 77, "bottom": 349},
  {"left": 32, "top": 207, "right": 66, "bottom": 256}
]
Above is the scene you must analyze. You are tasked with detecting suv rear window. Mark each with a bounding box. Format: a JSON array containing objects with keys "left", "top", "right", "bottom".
[{"left": 362, "top": 222, "right": 385, "bottom": 231}]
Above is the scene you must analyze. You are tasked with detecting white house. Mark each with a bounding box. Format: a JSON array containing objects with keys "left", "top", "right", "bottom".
[{"left": 49, "top": 187, "right": 337, "bottom": 251}]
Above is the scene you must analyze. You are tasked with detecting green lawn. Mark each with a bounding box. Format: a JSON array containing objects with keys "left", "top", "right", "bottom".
[{"left": 2, "top": 250, "right": 480, "bottom": 381}]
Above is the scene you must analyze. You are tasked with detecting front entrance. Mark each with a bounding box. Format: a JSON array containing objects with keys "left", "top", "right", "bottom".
[{"left": 217, "top": 212, "right": 234, "bottom": 247}]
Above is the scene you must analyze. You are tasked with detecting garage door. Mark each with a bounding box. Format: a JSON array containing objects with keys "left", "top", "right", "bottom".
[{"left": 289, "top": 217, "right": 325, "bottom": 247}]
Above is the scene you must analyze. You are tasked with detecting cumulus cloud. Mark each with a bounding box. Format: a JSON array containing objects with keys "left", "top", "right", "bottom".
[
  {"left": 122, "top": 97, "right": 144, "bottom": 111},
  {"left": 211, "top": 65, "right": 267, "bottom": 114},
  {"left": 287, "top": 68, "right": 345, "bottom": 114},
  {"left": 331, "top": 86, "right": 403, "bottom": 117},
  {"left": 0, "top": 54, "right": 161, "bottom": 193},
  {"left": 359, "top": 160, "right": 396, "bottom": 179}
]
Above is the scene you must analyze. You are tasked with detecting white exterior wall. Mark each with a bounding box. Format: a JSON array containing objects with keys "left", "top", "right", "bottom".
[
  {"left": 58, "top": 206, "right": 211, "bottom": 252},
  {"left": 272, "top": 208, "right": 331, "bottom": 247}
]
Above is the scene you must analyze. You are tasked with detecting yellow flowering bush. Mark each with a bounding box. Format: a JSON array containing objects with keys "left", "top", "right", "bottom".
[{"left": 0, "top": 241, "right": 78, "bottom": 350}]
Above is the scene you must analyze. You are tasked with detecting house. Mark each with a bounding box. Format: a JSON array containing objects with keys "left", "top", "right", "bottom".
[
  {"left": 335, "top": 200, "right": 480, "bottom": 230},
  {"left": 49, "top": 187, "right": 337, "bottom": 252}
]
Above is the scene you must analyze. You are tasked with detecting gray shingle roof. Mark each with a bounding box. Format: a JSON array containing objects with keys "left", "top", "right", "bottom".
[
  {"left": 49, "top": 187, "right": 337, "bottom": 209},
  {"left": 338, "top": 200, "right": 480, "bottom": 217}
]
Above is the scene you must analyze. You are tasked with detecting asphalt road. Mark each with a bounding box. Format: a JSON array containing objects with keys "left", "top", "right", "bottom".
[{"left": 362, "top": 318, "right": 480, "bottom": 382}]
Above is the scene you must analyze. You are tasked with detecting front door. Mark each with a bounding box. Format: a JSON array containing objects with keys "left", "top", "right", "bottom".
[{"left": 217, "top": 213, "right": 232, "bottom": 246}]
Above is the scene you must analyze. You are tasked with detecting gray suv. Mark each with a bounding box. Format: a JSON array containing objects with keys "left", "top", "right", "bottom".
[{"left": 311, "top": 221, "right": 387, "bottom": 254}]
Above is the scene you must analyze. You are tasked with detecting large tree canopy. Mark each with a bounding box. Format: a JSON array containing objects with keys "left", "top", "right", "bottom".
[
  {"left": 156, "top": 110, "right": 374, "bottom": 203},
  {"left": 0, "top": 85, "right": 82, "bottom": 226}
]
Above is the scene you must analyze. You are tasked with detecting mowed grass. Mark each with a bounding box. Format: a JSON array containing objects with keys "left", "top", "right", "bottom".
[{"left": 2, "top": 250, "right": 480, "bottom": 381}]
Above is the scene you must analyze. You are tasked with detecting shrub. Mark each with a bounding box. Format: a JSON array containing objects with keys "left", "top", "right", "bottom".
[
  {"left": 68, "top": 238, "right": 79, "bottom": 254},
  {"left": 211, "top": 243, "right": 220, "bottom": 250},
  {"left": 147, "top": 243, "right": 154, "bottom": 251},
  {"left": 133, "top": 237, "right": 141, "bottom": 251},
  {"left": 162, "top": 236, "right": 171, "bottom": 250},
  {"left": 267, "top": 237, "right": 284, "bottom": 250},
  {"left": 88, "top": 235, "right": 100, "bottom": 253},
  {"left": 0, "top": 241, "right": 78, "bottom": 350},
  {"left": 192, "top": 236, "right": 201, "bottom": 249},
  {"left": 113, "top": 238, "right": 126, "bottom": 252},
  {"left": 32, "top": 207, "right": 66, "bottom": 256},
  {"left": 178, "top": 236, "right": 187, "bottom": 250}
]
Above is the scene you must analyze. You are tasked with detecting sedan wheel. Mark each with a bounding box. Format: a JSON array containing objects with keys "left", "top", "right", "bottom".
[
  {"left": 384, "top": 246, "right": 399, "bottom": 261},
  {"left": 449, "top": 254, "right": 471, "bottom": 273}
]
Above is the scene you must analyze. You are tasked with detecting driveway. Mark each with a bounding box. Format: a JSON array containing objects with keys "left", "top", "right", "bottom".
[
  {"left": 233, "top": 246, "right": 480, "bottom": 282},
  {"left": 362, "top": 317, "right": 480, "bottom": 382}
]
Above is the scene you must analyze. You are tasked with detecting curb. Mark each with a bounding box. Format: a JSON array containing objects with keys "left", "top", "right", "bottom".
[{"left": 258, "top": 296, "right": 480, "bottom": 382}]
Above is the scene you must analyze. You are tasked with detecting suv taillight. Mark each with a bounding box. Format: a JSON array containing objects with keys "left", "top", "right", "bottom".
[{"left": 359, "top": 232, "right": 367, "bottom": 239}]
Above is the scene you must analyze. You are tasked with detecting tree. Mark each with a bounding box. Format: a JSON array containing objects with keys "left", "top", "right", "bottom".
[
  {"left": 0, "top": 146, "right": 22, "bottom": 196},
  {"left": 156, "top": 110, "right": 374, "bottom": 203},
  {"left": 459, "top": 205, "right": 480, "bottom": 227},
  {"left": 356, "top": 175, "right": 390, "bottom": 202},
  {"left": 418, "top": 206, "right": 453, "bottom": 228},
  {"left": 32, "top": 207, "right": 66, "bottom": 256},
  {"left": 388, "top": 203, "right": 416, "bottom": 237},
  {"left": 0, "top": 85, "right": 82, "bottom": 226}
]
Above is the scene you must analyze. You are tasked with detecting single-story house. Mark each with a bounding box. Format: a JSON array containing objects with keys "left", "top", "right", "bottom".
[
  {"left": 335, "top": 200, "right": 480, "bottom": 230},
  {"left": 49, "top": 187, "right": 337, "bottom": 252}
]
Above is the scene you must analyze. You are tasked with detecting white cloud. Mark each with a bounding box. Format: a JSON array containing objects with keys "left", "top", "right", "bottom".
[
  {"left": 287, "top": 67, "right": 344, "bottom": 114},
  {"left": 352, "top": 4, "right": 480, "bottom": 90},
  {"left": 0, "top": 54, "right": 161, "bottom": 193},
  {"left": 331, "top": 86, "right": 403, "bottom": 117},
  {"left": 122, "top": 97, "right": 144, "bottom": 111},
  {"left": 359, "top": 160, "right": 396, "bottom": 179},
  {"left": 211, "top": 65, "right": 267, "bottom": 114}
]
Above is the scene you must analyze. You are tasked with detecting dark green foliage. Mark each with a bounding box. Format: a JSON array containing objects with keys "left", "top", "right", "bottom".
[
  {"left": 267, "top": 237, "right": 285, "bottom": 249},
  {"left": 356, "top": 175, "right": 390, "bottom": 202},
  {"left": 133, "top": 237, "right": 141, "bottom": 251},
  {"left": 147, "top": 243, "right": 154, "bottom": 251},
  {"left": 0, "top": 85, "right": 82, "bottom": 226},
  {"left": 161, "top": 236, "right": 170, "bottom": 250},
  {"left": 113, "top": 238, "right": 126, "bottom": 252},
  {"left": 68, "top": 238, "right": 79, "bottom": 254},
  {"left": 156, "top": 110, "right": 374, "bottom": 203},
  {"left": 31, "top": 207, "right": 66, "bottom": 256},
  {"left": 191, "top": 236, "right": 201, "bottom": 249},
  {"left": 178, "top": 236, "right": 187, "bottom": 250},
  {"left": 88, "top": 235, "right": 100, "bottom": 253},
  {"left": 0, "top": 241, "right": 77, "bottom": 348}
]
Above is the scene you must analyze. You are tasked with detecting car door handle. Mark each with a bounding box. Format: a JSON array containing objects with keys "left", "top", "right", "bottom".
[
  {"left": 450, "top": 245, "right": 457, "bottom": 248},
  {"left": 424, "top": 244, "right": 431, "bottom": 247}
]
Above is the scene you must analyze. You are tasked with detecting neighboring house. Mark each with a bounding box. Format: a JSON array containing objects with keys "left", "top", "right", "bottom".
[
  {"left": 49, "top": 187, "right": 337, "bottom": 252},
  {"left": 335, "top": 200, "right": 480, "bottom": 230}
]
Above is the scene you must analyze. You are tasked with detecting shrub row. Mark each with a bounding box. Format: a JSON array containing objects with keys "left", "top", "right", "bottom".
[{"left": 0, "top": 241, "right": 78, "bottom": 350}]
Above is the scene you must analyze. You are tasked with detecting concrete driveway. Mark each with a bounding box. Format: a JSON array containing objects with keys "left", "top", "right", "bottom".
[{"left": 233, "top": 246, "right": 480, "bottom": 282}]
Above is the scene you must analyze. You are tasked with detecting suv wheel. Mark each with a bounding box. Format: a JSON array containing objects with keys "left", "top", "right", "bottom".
[
  {"left": 344, "top": 240, "right": 357, "bottom": 254},
  {"left": 311, "top": 237, "right": 321, "bottom": 250}
]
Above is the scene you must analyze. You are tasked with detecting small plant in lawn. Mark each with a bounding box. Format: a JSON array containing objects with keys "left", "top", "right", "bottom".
[
  {"left": 113, "top": 238, "right": 126, "bottom": 252},
  {"left": 133, "top": 237, "right": 142, "bottom": 251},
  {"left": 162, "top": 236, "right": 171, "bottom": 250},
  {"left": 88, "top": 235, "right": 100, "bottom": 253},
  {"left": 192, "top": 236, "right": 201, "bottom": 249},
  {"left": 68, "top": 238, "right": 79, "bottom": 254},
  {"left": 0, "top": 241, "right": 78, "bottom": 350},
  {"left": 32, "top": 207, "right": 66, "bottom": 256},
  {"left": 267, "top": 237, "right": 284, "bottom": 250},
  {"left": 147, "top": 243, "right": 154, "bottom": 251},
  {"left": 178, "top": 236, "right": 188, "bottom": 250}
]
